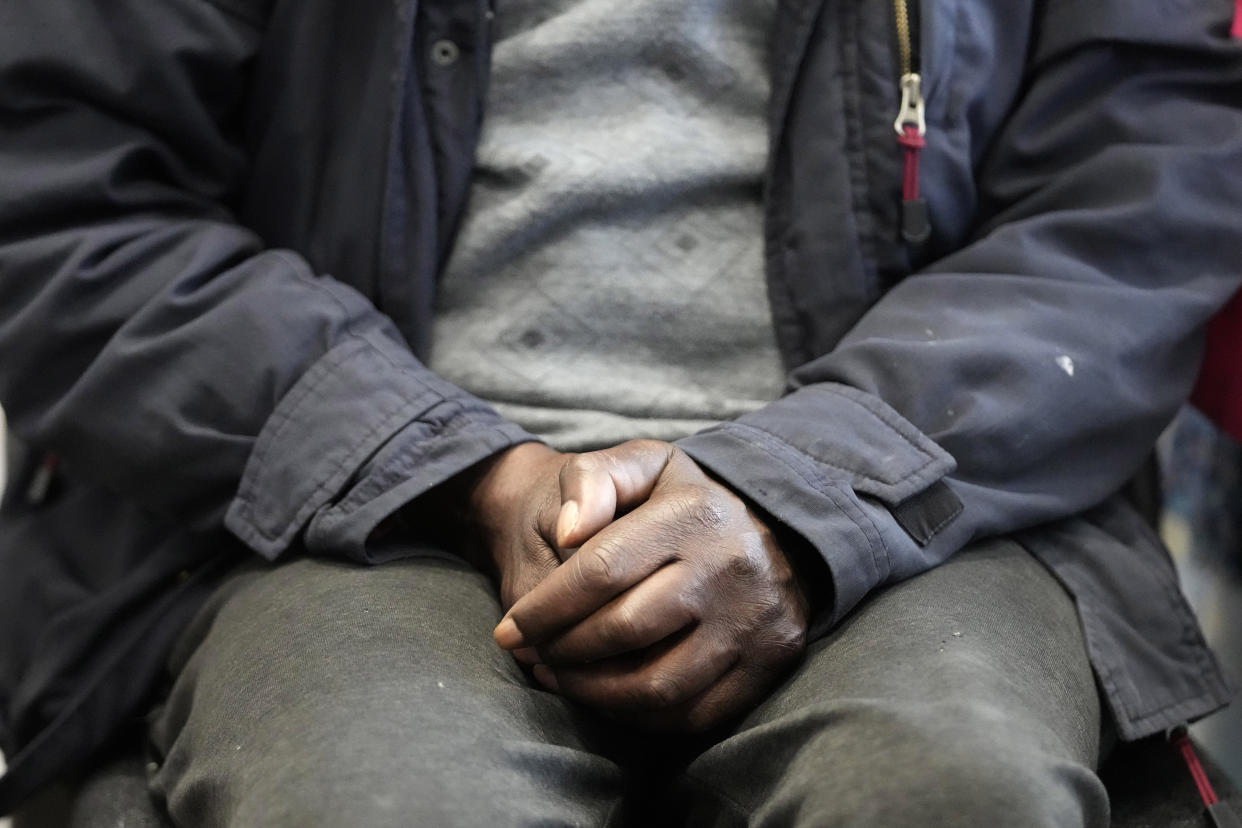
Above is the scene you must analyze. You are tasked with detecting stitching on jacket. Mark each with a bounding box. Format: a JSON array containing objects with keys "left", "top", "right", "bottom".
[
  {"left": 822, "top": 385, "right": 942, "bottom": 455},
  {"left": 838, "top": 1, "right": 883, "bottom": 301},
  {"left": 717, "top": 422, "right": 833, "bottom": 496},
  {"left": 1116, "top": 512, "right": 1226, "bottom": 721},
  {"left": 763, "top": 0, "right": 825, "bottom": 367},
  {"left": 1123, "top": 691, "right": 1233, "bottom": 733},
  {"left": 232, "top": 341, "right": 358, "bottom": 519},
  {"left": 377, "top": 0, "right": 419, "bottom": 307},
  {"left": 329, "top": 401, "right": 473, "bottom": 515},
  {"left": 315, "top": 421, "right": 525, "bottom": 539},
  {"left": 824, "top": 478, "right": 888, "bottom": 586},
  {"left": 279, "top": 394, "right": 436, "bottom": 539},
  {"left": 233, "top": 339, "right": 363, "bottom": 525},
  {"left": 1076, "top": 598, "right": 1137, "bottom": 726},
  {"left": 816, "top": 385, "right": 946, "bottom": 473},
  {"left": 916, "top": 491, "right": 965, "bottom": 539},
  {"left": 233, "top": 253, "right": 444, "bottom": 546},
  {"left": 735, "top": 413, "right": 940, "bottom": 494},
  {"left": 248, "top": 385, "right": 439, "bottom": 545},
  {"left": 234, "top": 335, "right": 437, "bottom": 544},
  {"left": 714, "top": 423, "right": 888, "bottom": 583},
  {"left": 1017, "top": 527, "right": 1230, "bottom": 735},
  {"left": 736, "top": 386, "right": 950, "bottom": 494}
]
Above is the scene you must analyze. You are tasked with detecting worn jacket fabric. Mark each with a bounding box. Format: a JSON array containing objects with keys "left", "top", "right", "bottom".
[{"left": 1, "top": 0, "right": 1240, "bottom": 810}]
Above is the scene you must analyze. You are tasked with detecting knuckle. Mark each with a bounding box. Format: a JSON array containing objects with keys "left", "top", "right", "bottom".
[
  {"left": 604, "top": 604, "right": 643, "bottom": 645},
  {"left": 753, "top": 593, "right": 786, "bottom": 627},
  {"left": 575, "top": 542, "right": 623, "bottom": 590},
  {"left": 621, "top": 438, "right": 668, "bottom": 458},
  {"left": 694, "top": 498, "right": 732, "bottom": 533},
  {"left": 724, "top": 545, "right": 764, "bottom": 583},
  {"left": 640, "top": 674, "right": 684, "bottom": 709},
  {"left": 762, "top": 617, "right": 807, "bottom": 659},
  {"left": 667, "top": 490, "right": 730, "bottom": 535},
  {"left": 564, "top": 452, "right": 603, "bottom": 479},
  {"left": 672, "top": 586, "right": 703, "bottom": 620}
]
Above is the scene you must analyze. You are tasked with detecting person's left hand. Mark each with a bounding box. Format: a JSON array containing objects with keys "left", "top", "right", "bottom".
[{"left": 493, "top": 440, "right": 812, "bottom": 732}]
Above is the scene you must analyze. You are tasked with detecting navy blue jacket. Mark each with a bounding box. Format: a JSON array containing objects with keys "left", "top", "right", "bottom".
[{"left": 1, "top": 0, "right": 1240, "bottom": 810}]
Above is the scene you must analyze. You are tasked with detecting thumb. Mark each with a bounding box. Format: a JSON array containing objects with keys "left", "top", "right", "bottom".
[{"left": 555, "top": 440, "right": 675, "bottom": 550}]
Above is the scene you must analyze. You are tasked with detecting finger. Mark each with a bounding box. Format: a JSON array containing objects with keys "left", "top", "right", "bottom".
[
  {"left": 662, "top": 662, "right": 773, "bottom": 733},
  {"left": 511, "top": 647, "right": 542, "bottom": 666},
  {"left": 497, "top": 535, "right": 561, "bottom": 613},
  {"left": 495, "top": 512, "right": 672, "bottom": 648},
  {"left": 625, "top": 663, "right": 762, "bottom": 734},
  {"left": 556, "top": 440, "right": 675, "bottom": 549},
  {"left": 537, "top": 563, "right": 700, "bottom": 664},
  {"left": 534, "top": 625, "right": 737, "bottom": 713}
]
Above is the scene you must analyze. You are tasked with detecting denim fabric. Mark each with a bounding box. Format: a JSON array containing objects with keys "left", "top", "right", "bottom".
[{"left": 146, "top": 538, "right": 1106, "bottom": 827}]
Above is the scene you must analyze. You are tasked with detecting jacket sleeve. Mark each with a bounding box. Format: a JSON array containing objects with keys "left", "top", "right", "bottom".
[
  {"left": 677, "top": 0, "right": 1242, "bottom": 628},
  {"left": 0, "top": 1, "right": 533, "bottom": 561}
]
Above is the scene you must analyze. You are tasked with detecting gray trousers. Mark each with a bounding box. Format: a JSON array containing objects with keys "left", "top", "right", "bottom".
[{"left": 145, "top": 539, "right": 1109, "bottom": 827}]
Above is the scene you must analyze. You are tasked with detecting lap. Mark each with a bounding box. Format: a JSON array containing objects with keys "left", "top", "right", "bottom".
[
  {"left": 674, "top": 537, "right": 1108, "bottom": 827},
  {"left": 147, "top": 539, "right": 1106, "bottom": 827},
  {"left": 147, "top": 553, "right": 627, "bottom": 827}
]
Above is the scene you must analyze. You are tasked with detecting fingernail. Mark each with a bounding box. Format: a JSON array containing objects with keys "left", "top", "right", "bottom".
[
  {"left": 556, "top": 500, "right": 579, "bottom": 546},
  {"left": 533, "top": 664, "right": 559, "bottom": 692},
  {"left": 494, "top": 617, "right": 526, "bottom": 649}
]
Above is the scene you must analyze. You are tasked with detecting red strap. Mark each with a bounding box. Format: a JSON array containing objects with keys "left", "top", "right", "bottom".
[
  {"left": 1175, "top": 733, "right": 1220, "bottom": 807},
  {"left": 897, "top": 125, "right": 925, "bottom": 201},
  {"left": 1234, "top": 0, "right": 1242, "bottom": 39}
]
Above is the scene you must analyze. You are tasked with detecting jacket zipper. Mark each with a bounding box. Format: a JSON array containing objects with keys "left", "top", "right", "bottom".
[{"left": 893, "top": 0, "right": 931, "bottom": 245}]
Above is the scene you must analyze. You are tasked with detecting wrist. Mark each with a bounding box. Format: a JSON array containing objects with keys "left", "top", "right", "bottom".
[
  {"left": 775, "top": 526, "right": 832, "bottom": 619},
  {"left": 749, "top": 508, "right": 830, "bottom": 622},
  {"left": 402, "top": 441, "right": 558, "bottom": 568},
  {"left": 466, "top": 441, "right": 562, "bottom": 527}
]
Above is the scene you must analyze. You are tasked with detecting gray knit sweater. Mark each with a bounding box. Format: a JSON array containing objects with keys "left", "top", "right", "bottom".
[{"left": 429, "top": 0, "right": 784, "bottom": 451}]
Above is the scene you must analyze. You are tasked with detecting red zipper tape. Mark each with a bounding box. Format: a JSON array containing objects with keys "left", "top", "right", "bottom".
[
  {"left": 1175, "top": 733, "right": 1219, "bottom": 807},
  {"left": 1234, "top": 0, "right": 1242, "bottom": 39}
]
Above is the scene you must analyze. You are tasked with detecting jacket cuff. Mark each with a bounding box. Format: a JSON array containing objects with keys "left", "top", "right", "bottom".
[
  {"left": 224, "top": 331, "right": 535, "bottom": 560},
  {"left": 676, "top": 383, "right": 960, "bottom": 629}
]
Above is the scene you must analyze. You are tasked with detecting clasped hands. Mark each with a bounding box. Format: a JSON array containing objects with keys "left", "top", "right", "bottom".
[{"left": 459, "top": 439, "right": 811, "bottom": 732}]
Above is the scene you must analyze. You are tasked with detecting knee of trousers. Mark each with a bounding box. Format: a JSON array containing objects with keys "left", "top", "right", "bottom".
[
  {"left": 716, "top": 702, "right": 1109, "bottom": 828},
  {"left": 150, "top": 626, "right": 620, "bottom": 827},
  {"left": 153, "top": 714, "right": 622, "bottom": 828},
  {"left": 148, "top": 557, "right": 622, "bottom": 826}
]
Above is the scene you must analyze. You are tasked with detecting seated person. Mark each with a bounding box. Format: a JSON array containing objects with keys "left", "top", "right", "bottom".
[{"left": 0, "top": 0, "right": 1240, "bottom": 825}]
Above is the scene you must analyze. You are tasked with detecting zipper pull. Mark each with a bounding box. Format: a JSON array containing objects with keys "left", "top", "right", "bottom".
[
  {"left": 894, "top": 72, "right": 931, "bottom": 245},
  {"left": 894, "top": 72, "right": 926, "bottom": 137}
]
